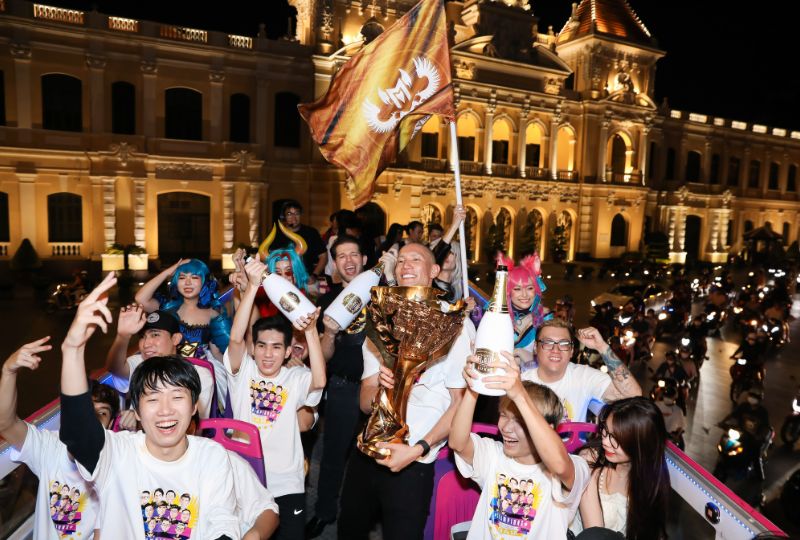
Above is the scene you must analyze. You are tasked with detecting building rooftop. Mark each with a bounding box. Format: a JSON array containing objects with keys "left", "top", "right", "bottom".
[{"left": 557, "top": 0, "right": 653, "bottom": 46}]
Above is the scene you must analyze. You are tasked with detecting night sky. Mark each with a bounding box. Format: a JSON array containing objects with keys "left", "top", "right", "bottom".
[{"left": 33, "top": 0, "right": 799, "bottom": 130}]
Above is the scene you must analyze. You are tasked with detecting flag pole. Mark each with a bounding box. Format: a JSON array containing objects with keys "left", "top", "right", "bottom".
[{"left": 448, "top": 121, "right": 469, "bottom": 299}]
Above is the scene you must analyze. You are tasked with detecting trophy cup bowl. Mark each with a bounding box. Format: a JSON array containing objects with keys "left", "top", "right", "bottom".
[{"left": 357, "top": 286, "right": 466, "bottom": 458}]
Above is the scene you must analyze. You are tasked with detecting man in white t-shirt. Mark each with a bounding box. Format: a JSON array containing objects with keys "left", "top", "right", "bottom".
[
  {"left": 225, "top": 257, "right": 326, "bottom": 540},
  {"left": 0, "top": 336, "right": 119, "bottom": 540},
  {"left": 521, "top": 319, "right": 641, "bottom": 422},
  {"left": 106, "top": 305, "right": 215, "bottom": 419},
  {"left": 337, "top": 242, "right": 475, "bottom": 540},
  {"left": 59, "top": 273, "right": 240, "bottom": 540}
]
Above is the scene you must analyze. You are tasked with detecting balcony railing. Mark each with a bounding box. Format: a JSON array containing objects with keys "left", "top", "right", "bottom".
[
  {"left": 606, "top": 170, "right": 642, "bottom": 184},
  {"left": 33, "top": 3, "right": 84, "bottom": 24},
  {"left": 491, "top": 163, "right": 517, "bottom": 177},
  {"left": 420, "top": 157, "right": 447, "bottom": 172},
  {"left": 159, "top": 24, "right": 208, "bottom": 43},
  {"left": 525, "top": 166, "right": 551, "bottom": 180},
  {"left": 50, "top": 243, "right": 81, "bottom": 257},
  {"left": 557, "top": 170, "right": 580, "bottom": 181},
  {"left": 459, "top": 161, "right": 484, "bottom": 175},
  {"left": 108, "top": 16, "right": 138, "bottom": 32}
]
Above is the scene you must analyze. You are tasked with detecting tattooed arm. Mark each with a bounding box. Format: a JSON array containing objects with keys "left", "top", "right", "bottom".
[{"left": 576, "top": 327, "right": 642, "bottom": 400}]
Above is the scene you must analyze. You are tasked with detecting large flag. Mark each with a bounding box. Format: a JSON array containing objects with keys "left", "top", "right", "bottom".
[{"left": 298, "top": 0, "right": 454, "bottom": 208}]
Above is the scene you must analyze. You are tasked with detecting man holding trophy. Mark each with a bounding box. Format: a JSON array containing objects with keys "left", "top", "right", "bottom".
[{"left": 337, "top": 242, "right": 475, "bottom": 540}]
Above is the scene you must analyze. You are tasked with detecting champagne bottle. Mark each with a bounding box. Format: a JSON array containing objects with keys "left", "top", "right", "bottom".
[
  {"left": 324, "top": 262, "right": 384, "bottom": 330},
  {"left": 471, "top": 266, "right": 514, "bottom": 396},
  {"left": 261, "top": 271, "right": 316, "bottom": 324}
]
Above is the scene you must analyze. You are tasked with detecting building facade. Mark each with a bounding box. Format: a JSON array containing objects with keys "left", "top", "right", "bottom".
[{"left": 0, "top": 0, "right": 798, "bottom": 268}]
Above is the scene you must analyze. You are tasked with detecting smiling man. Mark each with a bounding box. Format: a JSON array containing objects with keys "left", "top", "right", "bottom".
[
  {"left": 521, "top": 319, "right": 641, "bottom": 423},
  {"left": 59, "top": 273, "right": 240, "bottom": 539},
  {"left": 337, "top": 242, "right": 475, "bottom": 540}
]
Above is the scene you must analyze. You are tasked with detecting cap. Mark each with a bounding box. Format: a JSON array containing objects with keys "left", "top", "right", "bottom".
[{"left": 141, "top": 310, "right": 180, "bottom": 335}]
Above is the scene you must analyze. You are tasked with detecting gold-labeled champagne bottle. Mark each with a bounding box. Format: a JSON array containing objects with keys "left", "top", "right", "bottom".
[
  {"left": 471, "top": 266, "right": 514, "bottom": 396},
  {"left": 324, "top": 262, "right": 384, "bottom": 329}
]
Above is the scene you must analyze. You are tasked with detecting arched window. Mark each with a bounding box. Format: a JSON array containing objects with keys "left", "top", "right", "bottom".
[
  {"left": 610, "top": 214, "right": 627, "bottom": 247},
  {"left": 789, "top": 165, "right": 798, "bottom": 192},
  {"left": 748, "top": 160, "right": 761, "bottom": 188},
  {"left": 609, "top": 134, "right": 627, "bottom": 173},
  {"left": 229, "top": 93, "right": 250, "bottom": 143},
  {"left": 165, "top": 88, "right": 202, "bottom": 140},
  {"left": 491, "top": 119, "right": 511, "bottom": 164},
  {"left": 555, "top": 126, "right": 576, "bottom": 171},
  {"left": 0, "top": 192, "right": 9, "bottom": 242},
  {"left": 685, "top": 151, "right": 701, "bottom": 182},
  {"left": 709, "top": 154, "right": 720, "bottom": 184},
  {"left": 274, "top": 92, "right": 301, "bottom": 148},
  {"left": 111, "top": 81, "right": 136, "bottom": 135},
  {"left": 420, "top": 117, "right": 438, "bottom": 159},
  {"left": 42, "top": 74, "right": 82, "bottom": 131},
  {"left": 769, "top": 162, "right": 780, "bottom": 190},
  {"left": 525, "top": 123, "right": 543, "bottom": 168},
  {"left": 456, "top": 114, "right": 477, "bottom": 161},
  {"left": 47, "top": 193, "right": 82, "bottom": 242},
  {"left": 727, "top": 157, "right": 740, "bottom": 186},
  {"left": 665, "top": 147, "right": 676, "bottom": 180}
]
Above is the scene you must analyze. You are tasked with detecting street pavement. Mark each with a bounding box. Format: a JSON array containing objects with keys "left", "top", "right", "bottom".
[{"left": 2, "top": 266, "right": 799, "bottom": 537}]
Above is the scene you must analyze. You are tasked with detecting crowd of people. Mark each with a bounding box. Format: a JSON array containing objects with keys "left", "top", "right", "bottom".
[{"left": 1, "top": 197, "right": 717, "bottom": 540}]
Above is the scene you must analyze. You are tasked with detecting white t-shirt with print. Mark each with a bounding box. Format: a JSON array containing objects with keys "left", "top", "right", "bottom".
[
  {"left": 228, "top": 451, "right": 279, "bottom": 536},
  {"left": 223, "top": 350, "right": 323, "bottom": 497},
  {"left": 109, "top": 353, "right": 215, "bottom": 419},
  {"left": 456, "top": 434, "right": 590, "bottom": 540},
  {"left": 77, "top": 430, "right": 239, "bottom": 540},
  {"left": 361, "top": 317, "right": 475, "bottom": 464},
  {"left": 11, "top": 423, "right": 101, "bottom": 540},
  {"left": 521, "top": 363, "right": 611, "bottom": 422}
]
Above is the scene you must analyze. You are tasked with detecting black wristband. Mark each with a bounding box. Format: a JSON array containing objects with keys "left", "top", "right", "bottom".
[{"left": 415, "top": 439, "right": 431, "bottom": 458}]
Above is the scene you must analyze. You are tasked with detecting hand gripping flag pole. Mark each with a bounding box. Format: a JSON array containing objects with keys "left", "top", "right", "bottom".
[{"left": 449, "top": 121, "right": 469, "bottom": 299}]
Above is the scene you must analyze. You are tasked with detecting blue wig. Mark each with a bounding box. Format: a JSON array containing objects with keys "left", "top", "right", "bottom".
[
  {"left": 159, "top": 259, "right": 232, "bottom": 352},
  {"left": 265, "top": 248, "right": 309, "bottom": 292}
]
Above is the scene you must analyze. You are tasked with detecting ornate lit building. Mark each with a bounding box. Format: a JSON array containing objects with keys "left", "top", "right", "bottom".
[{"left": 0, "top": 0, "right": 798, "bottom": 268}]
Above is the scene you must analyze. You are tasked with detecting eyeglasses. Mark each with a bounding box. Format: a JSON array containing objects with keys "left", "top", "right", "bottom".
[
  {"left": 599, "top": 424, "right": 620, "bottom": 450},
  {"left": 537, "top": 339, "right": 573, "bottom": 351},
  {"left": 284, "top": 211, "right": 302, "bottom": 218}
]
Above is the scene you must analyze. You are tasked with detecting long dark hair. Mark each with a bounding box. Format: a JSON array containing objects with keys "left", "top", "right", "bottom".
[
  {"left": 583, "top": 397, "right": 670, "bottom": 540},
  {"left": 379, "top": 223, "right": 405, "bottom": 253}
]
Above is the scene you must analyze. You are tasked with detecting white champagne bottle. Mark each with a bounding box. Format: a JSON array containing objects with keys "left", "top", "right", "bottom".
[
  {"left": 261, "top": 272, "right": 316, "bottom": 324},
  {"left": 324, "top": 262, "right": 384, "bottom": 330},
  {"left": 471, "top": 266, "right": 514, "bottom": 396}
]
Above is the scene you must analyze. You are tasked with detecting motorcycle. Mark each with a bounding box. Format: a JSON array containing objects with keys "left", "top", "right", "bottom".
[
  {"left": 780, "top": 391, "right": 800, "bottom": 447},
  {"left": 762, "top": 317, "right": 788, "bottom": 353},
  {"left": 729, "top": 358, "right": 765, "bottom": 402},
  {"left": 44, "top": 283, "right": 86, "bottom": 313},
  {"left": 655, "top": 301, "right": 687, "bottom": 339},
  {"left": 713, "top": 424, "right": 773, "bottom": 507},
  {"left": 650, "top": 377, "right": 689, "bottom": 415}
]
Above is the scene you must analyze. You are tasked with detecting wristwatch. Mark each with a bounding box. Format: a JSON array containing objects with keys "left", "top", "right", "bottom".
[{"left": 414, "top": 439, "right": 431, "bottom": 458}]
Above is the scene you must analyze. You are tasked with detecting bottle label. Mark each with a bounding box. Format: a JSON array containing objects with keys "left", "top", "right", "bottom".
[
  {"left": 342, "top": 293, "right": 364, "bottom": 314},
  {"left": 473, "top": 347, "right": 500, "bottom": 374},
  {"left": 279, "top": 291, "right": 301, "bottom": 313}
]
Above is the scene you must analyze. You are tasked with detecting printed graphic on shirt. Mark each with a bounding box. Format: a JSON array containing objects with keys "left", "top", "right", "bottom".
[
  {"left": 487, "top": 473, "right": 541, "bottom": 538},
  {"left": 249, "top": 379, "right": 288, "bottom": 427},
  {"left": 562, "top": 399, "right": 575, "bottom": 422},
  {"left": 47, "top": 480, "right": 87, "bottom": 537},
  {"left": 140, "top": 488, "right": 198, "bottom": 539}
]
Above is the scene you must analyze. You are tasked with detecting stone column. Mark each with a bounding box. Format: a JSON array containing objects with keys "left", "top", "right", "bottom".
[
  {"left": 677, "top": 136, "right": 687, "bottom": 182},
  {"left": 518, "top": 111, "right": 529, "bottom": 178},
  {"left": 141, "top": 61, "right": 158, "bottom": 138},
  {"left": 256, "top": 76, "right": 270, "bottom": 155},
  {"left": 102, "top": 177, "right": 117, "bottom": 246},
  {"left": 761, "top": 150, "right": 771, "bottom": 196},
  {"left": 702, "top": 138, "right": 712, "bottom": 183},
  {"left": 741, "top": 147, "right": 751, "bottom": 189},
  {"left": 86, "top": 54, "right": 107, "bottom": 133},
  {"left": 209, "top": 71, "right": 225, "bottom": 143},
  {"left": 17, "top": 173, "right": 37, "bottom": 245},
  {"left": 483, "top": 109, "right": 495, "bottom": 175},
  {"left": 133, "top": 179, "right": 146, "bottom": 247},
  {"left": 721, "top": 143, "right": 730, "bottom": 186},
  {"left": 780, "top": 153, "right": 789, "bottom": 194},
  {"left": 597, "top": 119, "right": 609, "bottom": 182},
  {"left": 11, "top": 43, "right": 32, "bottom": 133},
  {"left": 638, "top": 126, "right": 650, "bottom": 185},
  {"left": 249, "top": 182, "right": 261, "bottom": 246},
  {"left": 549, "top": 118, "right": 559, "bottom": 180},
  {"left": 222, "top": 182, "right": 234, "bottom": 250}
]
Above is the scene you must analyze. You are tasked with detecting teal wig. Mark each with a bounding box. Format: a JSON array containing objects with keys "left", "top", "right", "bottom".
[{"left": 265, "top": 248, "right": 309, "bottom": 292}]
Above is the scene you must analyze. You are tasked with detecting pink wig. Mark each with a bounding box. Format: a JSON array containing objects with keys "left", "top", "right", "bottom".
[{"left": 496, "top": 252, "right": 546, "bottom": 322}]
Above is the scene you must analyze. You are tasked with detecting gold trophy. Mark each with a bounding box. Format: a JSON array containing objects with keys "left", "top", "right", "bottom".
[{"left": 357, "top": 286, "right": 466, "bottom": 458}]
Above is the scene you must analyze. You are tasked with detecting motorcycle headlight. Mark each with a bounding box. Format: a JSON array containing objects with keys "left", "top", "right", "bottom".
[
  {"left": 733, "top": 307, "right": 743, "bottom": 314},
  {"left": 658, "top": 313, "right": 668, "bottom": 321},
  {"left": 772, "top": 326, "right": 780, "bottom": 334},
  {"left": 707, "top": 313, "right": 715, "bottom": 321},
  {"left": 762, "top": 324, "right": 769, "bottom": 332},
  {"left": 737, "top": 358, "right": 747, "bottom": 366},
  {"left": 625, "top": 330, "right": 634, "bottom": 338},
  {"left": 727, "top": 429, "right": 741, "bottom": 441},
  {"left": 792, "top": 399, "right": 800, "bottom": 414},
  {"left": 658, "top": 380, "right": 666, "bottom": 388},
  {"left": 681, "top": 338, "right": 691, "bottom": 346},
  {"left": 750, "top": 320, "right": 758, "bottom": 326}
]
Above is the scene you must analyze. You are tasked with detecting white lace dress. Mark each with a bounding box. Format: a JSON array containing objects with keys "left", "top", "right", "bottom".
[{"left": 570, "top": 468, "right": 628, "bottom": 535}]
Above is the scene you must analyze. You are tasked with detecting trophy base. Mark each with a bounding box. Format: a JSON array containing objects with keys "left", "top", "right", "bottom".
[{"left": 356, "top": 426, "right": 408, "bottom": 459}]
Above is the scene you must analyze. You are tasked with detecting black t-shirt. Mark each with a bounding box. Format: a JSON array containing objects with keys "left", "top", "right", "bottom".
[
  {"left": 273, "top": 223, "right": 326, "bottom": 275},
  {"left": 316, "top": 284, "right": 367, "bottom": 382}
]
